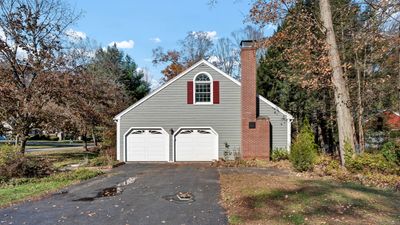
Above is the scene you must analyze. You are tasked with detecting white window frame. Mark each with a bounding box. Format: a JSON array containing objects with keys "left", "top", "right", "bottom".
[{"left": 193, "top": 72, "right": 213, "bottom": 105}]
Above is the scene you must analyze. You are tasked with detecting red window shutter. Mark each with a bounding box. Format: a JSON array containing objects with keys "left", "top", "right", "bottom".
[
  {"left": 213, "top": 81, "right": 220, "bottom": 104},
  {"left": 187, "top": 81, "right": 193, "bottom": 104}
]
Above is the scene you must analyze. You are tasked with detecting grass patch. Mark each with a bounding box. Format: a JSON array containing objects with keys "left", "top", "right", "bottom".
[
  {"left": 0, "top": 149, "right": 111, "bottom": 208},
  {"left": 220, "top": 173, "right": 400, "bottom": 225},
  {"left": 229, "top": 215, "right": 244, "bottom": 224},
  {"left": 27, "top": 149, "right": 98, "bottom": 168},
  {"left": 0, "top": 169, "right": 103, "bottom": 208}
]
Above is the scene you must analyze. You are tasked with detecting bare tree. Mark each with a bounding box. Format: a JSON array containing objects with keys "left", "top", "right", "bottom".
[
  {"left": 0, "top": 0, "right": 80, "bottom": 153},
  {"left": 180, "top": 31, "right": 214, "bottom": 64},
  {"left": 153, "top": 31, "right": 214, "bottom": 81},
  {"left": 213, "top": 37, "right": 240, "bottom": 78}
]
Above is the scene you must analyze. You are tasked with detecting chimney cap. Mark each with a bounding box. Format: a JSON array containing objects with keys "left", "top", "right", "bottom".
[{"left": 240, "top": 40, "right": 257, "bottom": 48}]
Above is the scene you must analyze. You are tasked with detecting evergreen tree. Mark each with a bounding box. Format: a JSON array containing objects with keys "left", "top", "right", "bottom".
[{"left": 90, "top": 45, "right": 150, "bottom": 104}]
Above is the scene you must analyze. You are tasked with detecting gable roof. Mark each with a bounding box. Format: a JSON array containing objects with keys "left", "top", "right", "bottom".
[{"left": 114, "top": 59, "right": 294, "bottom": 120}]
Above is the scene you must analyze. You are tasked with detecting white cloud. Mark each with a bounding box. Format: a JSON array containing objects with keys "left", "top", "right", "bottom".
[
  {"left": 205, "top": 31, "right": 217, "bottom": 39},
  {"left": 65, "top": 29, "right": 87, "bottom": 41},
  {"left": 108, "top": 40, "right": 135, "bottom": 49},
  {"left": 150, "top": 37, "right": 161, "bottom": 43},
  {"left": 150, "top": 78, "right": 161, "bottom": 90},
  {"left": 0, "top": 28, "right": 5, "bottom": 41},
  {"left": 265, "top": 24, "right": 277, "bottom": 31},
  {"left": 0, "top": 27, "right": 27, "bottom": 59},
  {"left": 191, "top": 31, "right": 218, "bottom": 40},
  {"left": 16, "top": 48, "right": 28, "bottom": 59},
  {"left": 208, "top": 55, "right": 220, "bottom": 63}
]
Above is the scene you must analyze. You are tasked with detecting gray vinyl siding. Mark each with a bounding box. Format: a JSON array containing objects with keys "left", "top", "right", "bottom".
[
  {"left": 118, "top": 62, "right": 290, "bottom": 161},
  {"left": 259, "top": 100, "right": 290, "bottom": 151},
  {"left": 119, "top": 63, "right": 241, "bottom": 161}
]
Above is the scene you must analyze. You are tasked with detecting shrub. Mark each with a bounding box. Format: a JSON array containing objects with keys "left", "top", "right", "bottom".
[
  {"left": 290, "top": 120, "right": 317, "bottom": 172},
  {"left": 315, "top": 155, "right": 340, "bottom": 176},
  {"left": 271, "top": 148, "right": 289, "bottom": 161},
  {"left": 101, "top": 127, "right": 116, "bottom": 148},
  {"left": 380, "top": 141, "right": 399, "bottom": 165},
  {"left": 101, "top": 147, "right": 116, "bottom": 161},
  {"left": 49, "top": 136, "right": 59, "bottom": 141},
  {"left": 88, "top": 147, "right": 117, "bottom": 166},
  {"left": 1, "top": 157, "right": 53, "bottom": 179},
  {"left": 0, "top": 145, "right": 20, "bottom": 167},
  {"left": 0, "top": 145, "right": 53, "bottom": 180},
  {"left": 389, "top": 130, "right": 400, "bottom": 139},
  {"left": 346, "top": 153, "right": 399, "bottom": 175},
  {"left": 344, "top": 140, "right": 355, "bottom": 163},
  {"left": 29, "top": 134, "right": 50, "bottom": 140}
]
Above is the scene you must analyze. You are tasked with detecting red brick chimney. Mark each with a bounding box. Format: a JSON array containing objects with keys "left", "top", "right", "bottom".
[{"left": 240, "top": 40, "right": 270, "bottom": 159}]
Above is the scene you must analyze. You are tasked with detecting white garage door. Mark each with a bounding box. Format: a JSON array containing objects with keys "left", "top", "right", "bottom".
[
  {"left": 175, "top": 128, "right": 218, "bottom": 161},
  {"left": 126, "top": 128, "right": 169, "bottom": 161}
]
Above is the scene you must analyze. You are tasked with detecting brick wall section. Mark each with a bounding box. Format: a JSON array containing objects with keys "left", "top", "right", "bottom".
[{"left": 240, "top": 44, "right": 270, "bottom": 159}]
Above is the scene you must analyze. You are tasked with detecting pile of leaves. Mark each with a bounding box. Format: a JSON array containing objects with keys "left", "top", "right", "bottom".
[{"left": 210, "top": 158, "right": 292, "bottom": 170}]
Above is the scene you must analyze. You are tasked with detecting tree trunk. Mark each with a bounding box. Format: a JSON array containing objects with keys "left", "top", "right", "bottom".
[
  {"left": 18, "top": 135, "right": 28, "bottom": 154},
  {"left": 92, "top": 129, "right": 97, "bottom": 146},
  {"left": 398, "top": 26, "right": 400, "bottom": 113},
  {"left": 15, "top": 134, "right": 19, "bottom": 146},
  {"left": 356, "top": 52, "right": 365, "bottom": 154},
  {"left": 83, "top": 133, "right": 88, "bottom": 151},
  {"left": 319, "top": 0, "right": 356, "bottom": 166}
]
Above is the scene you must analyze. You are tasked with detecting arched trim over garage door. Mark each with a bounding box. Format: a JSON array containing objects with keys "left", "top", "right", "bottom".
[
  {"left": 124, "top": 127, "right": 169, "bottom": 162},
  {"left": 174, "top": 127, "right": 219, "bottom": 161}
]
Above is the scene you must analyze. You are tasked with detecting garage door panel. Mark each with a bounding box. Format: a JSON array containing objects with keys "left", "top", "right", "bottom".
[
  {"left": 175, "top": 129, "right": 218, "bottom": 161},
  {"left": 126, "top": 128, "right": 168, "bottom": 161}
]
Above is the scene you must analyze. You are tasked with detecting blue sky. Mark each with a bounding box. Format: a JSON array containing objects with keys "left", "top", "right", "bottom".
[{"left": 65, "top": 0, "right": 275, "bottom": 83}]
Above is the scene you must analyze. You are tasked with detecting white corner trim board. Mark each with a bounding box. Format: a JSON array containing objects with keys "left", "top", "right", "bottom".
[{"left": 116, "top": 119, "right": 120, "bottom": 161}]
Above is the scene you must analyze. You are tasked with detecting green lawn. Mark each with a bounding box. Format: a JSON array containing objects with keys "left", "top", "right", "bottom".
[
  {"left": 0, "top": 169, "right": 102, "bottom": 207},
  {"left": 220, "top": 172, "right": 400, "bottom": 225},
  {"left": 0, "top": 149, "right": 105, "bottom": 208}
]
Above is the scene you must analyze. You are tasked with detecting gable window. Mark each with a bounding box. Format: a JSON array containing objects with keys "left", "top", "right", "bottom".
[{"left": 194, "top": 73, "right": 212, "bottom": 104}]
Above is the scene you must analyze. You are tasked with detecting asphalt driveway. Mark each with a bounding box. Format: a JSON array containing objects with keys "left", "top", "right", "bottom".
[{"left": 0, "top": 163, "right": 227, "bottom": 225}]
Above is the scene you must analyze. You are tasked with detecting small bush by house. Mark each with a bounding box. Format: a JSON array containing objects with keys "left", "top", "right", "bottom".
[
  {"left": 271, "top": 148, "right": 289, "bottom": 162},
  {"left": 289, "top": 120, "right": 318, "bottom": 172}
]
